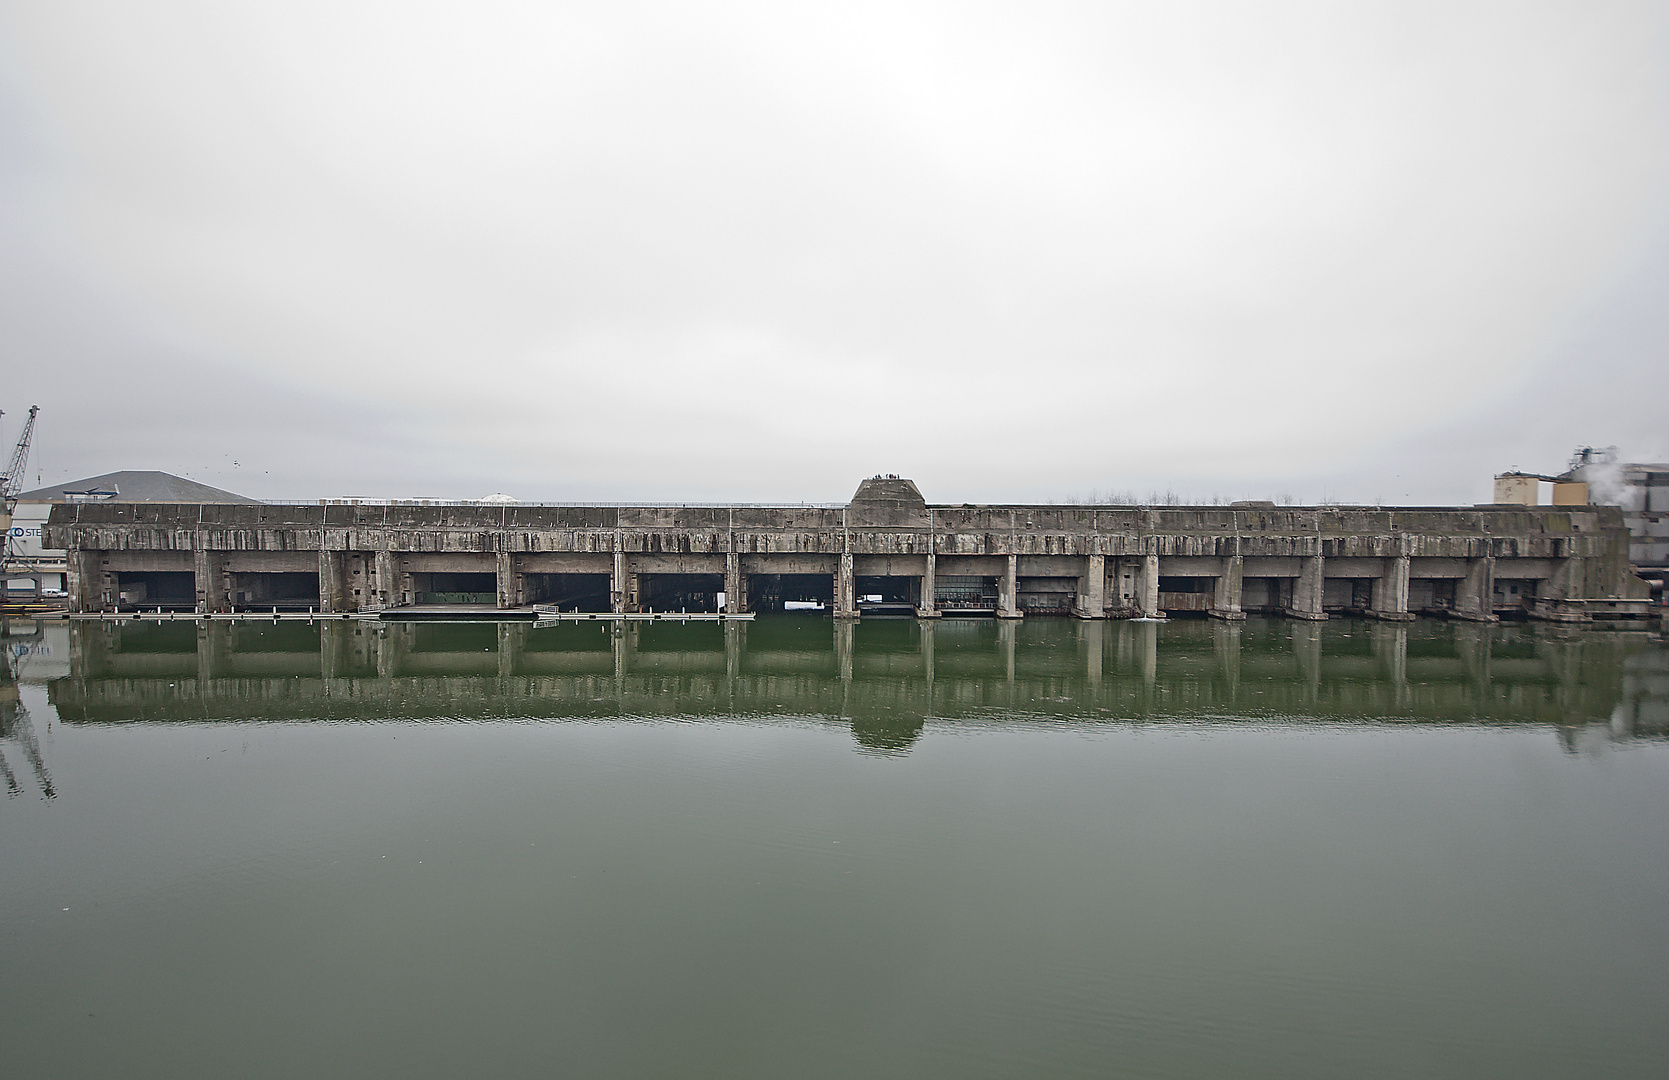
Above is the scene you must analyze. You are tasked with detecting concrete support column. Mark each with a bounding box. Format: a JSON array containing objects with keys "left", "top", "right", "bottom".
[
  {"left": 1077, "top": 554, "right": 1106, "bottom": 619},
  {"left": 67, "top": 548, "right": 102, "bottom": 612},
  {"left": 611, "top": 553, "right": 627, "bottom": 614},
  {"left": 1140, "top": 553, "right": 1161, "bottom": 618},
  {"left": 919, "top": 550, "right": 938, "bottom": 617},
  {"left": 1370, "top": 556, "right": 1414, "bottom": 621},
  {"left": 374, "top": 550, "right": 399, "bottom": 607},
  {"left": 496, "top": 551, "right": 516, "bottom": 609},
  {"left": 1210, "top": 555, "right": 1245, "bottom": 620},
  {"left": 833, "top": 553, "right": 858, "bottom": 619},
  {"left": 998, "top": 553, "right": 1021, "bottom": 618},
  {"left": 319, "top": 550, "right": 347, "bottom": 613},
  {"left": 724, "top": 553, "right": 742, "bottom": 614},
  {"left": 1291, "top": 554, "right": 1327, "bottom": 621},
  {"left": 1455, "top": 556, "right": 1497, "bottom": 622},
  {"left": 193, "top": 548, "right": 223, "bottom": 614}
]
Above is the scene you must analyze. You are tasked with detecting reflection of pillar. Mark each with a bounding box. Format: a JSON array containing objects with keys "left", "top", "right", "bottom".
[
  {"left": 998, "top": 553, "right": 1021, "bottom": 619},
  {"left": 920, "top": 550, "right": 938, "bottom": 617},
  {"left": 496, "top": 551, "right": 517, "bottom": 609},
  {"left": 1454, "top": 622, "right": 1490, "bottom": 693},
  {"left": 1081, "top": 619, "right": 1104, "bottom": 687},
  {"left": 834, "top": 553, "right": 858, "bottom": 619},
  {"left": 1213, "top": 620, "right": 1241, "bottom": 698},
  {"left": 1291, "top": 554, "right": 1327, "bottom": 620},
  {"left": 197, "top": 620, "right": 230, "bottom": 683},
  {"left": 724, "top": 553, "right": 742, "bottom": 614},
  {"left": 1078, "top": 554, "right": 1106, "bottom": 619},
  {"left": 1456, "top": 556, "right": 1497, "bottom": 622},
  {"left": 921, "top": 619, "right": 935, "bottom": 685},
  {"left": 321, "top": 621, "right": 343, "bottom": 681},
  {"left": 834, "top": 620, "right": 854, "bottom": 681},
  {"left": 724, "top": 621, "right": 742, "bottom": 681},
  {"left": 1372, "top": 624, "right": 1408, "bottom": 709},
  {"left": 375, "top": 550, "right": 399, "bottom": 607},
  {"left": 1211, "top": 555, "right": 1245, "bottom": 620},
  {"left": 497, "top": 621, "right": 517, "bottom": 678},
  {"left": 376, "top": 625, "right": 407, "bottom": 678},
  {"left": 613, "top": 624, "right": 633, "bottom": 683},
  {"left": 611, "top": 553, "right": 627, "bottom": 614},
  {"left": 1370, "top": 555, "right": 1413, "bottom": 620},
  {"left": 1139, "top": 619, "right": 1157, "bottom": 688},
  {"left": 999, "top": 619, "right": 1017, "bottom": 684},
  {"left": 1141, "top": 553, "right": 1161, "bottom": 618},
  {"left": 1292, "top": 622, "right": 1322, "bottom": 700}
]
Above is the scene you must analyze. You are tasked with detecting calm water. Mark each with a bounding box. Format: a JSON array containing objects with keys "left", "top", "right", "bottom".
[{"left": 3, "top": 615, "right": 1667, "bottom": 1079}]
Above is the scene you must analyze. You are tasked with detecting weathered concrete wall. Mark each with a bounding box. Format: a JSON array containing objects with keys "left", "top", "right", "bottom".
[{"left": 46, "top": 488, "right": 1638, "bottom": 621}]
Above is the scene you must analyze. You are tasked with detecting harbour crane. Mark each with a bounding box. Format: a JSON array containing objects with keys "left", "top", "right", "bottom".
[{"left": 1, "top": 405, "right": 40, "bottom": 564}]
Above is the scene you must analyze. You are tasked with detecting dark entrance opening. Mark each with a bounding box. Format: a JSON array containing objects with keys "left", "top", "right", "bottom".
[
  {"left": 1157, "top": 576, "right": 1213, "bottom": 616},
  {"left": 747, "top": 574, "right": 834, "bottom": 612},
  {"left": 526, "top": 573, "right": 611, "bottom": 612},
  {"left": 855, "top": 575, "right": 919, "bottom": 615},
  {"left": 640, "top": 573, "right": 724, "bottom": 612},
  {"left": 934, "top": 575, "right": 997, "bottom": 615},
  {"left": 1323, "top": 578, "right": 1373, "bottom": 614},
  {"left": 1016, "top": 577, "right": 1075, "bottom": 615},
  {"left": 412, "top": 572, "right": 496, "bottom": 604},
  {"left": 113, "top": 571, "right": 195, "bottom": 610},
  {"left": 230, "top": 572, "right": 320, "bottom": 611}
]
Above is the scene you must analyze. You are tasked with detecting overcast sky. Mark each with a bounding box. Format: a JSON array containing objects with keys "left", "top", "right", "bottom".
[{"left": 2, "top": 1, "right": 1666, "bottom": 505}]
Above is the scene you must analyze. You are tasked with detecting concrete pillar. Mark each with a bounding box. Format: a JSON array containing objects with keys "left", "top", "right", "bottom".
[
  {"left": 1370, "top": 555, "right": 1414, "bottom": 621},
  {"left": 67, "top": 548, "right": 101, "bottom": 612},
  {"left": 496, "top": 551, "right": 516, "bottom": 609},
  {"left": 833, "top": 553, "right": 858, "bottom": 619},
  {"left": 1077, "top": 554, "right": 1106, "bottom": 619},
  {"left": 374, "top": 550, "right": 399, "bottom": 607},
  {"left": 919, "top": 550, "right": 938, "bottom": 617},
  {"left": 1140, "top": 553, "right": 1161, "bottom": 618},
  {"left": 998, "top": 553, "right": 1021, "bottom": 618},
  {"left": 611, "top": 553, "right": 626, "bottom": 614},
  {"left": 193, "top": 548, "right": 223, "bottom": 613},
  {"left": 1210, "top": 555, "right": 1245, "bottom": 620},
  {"left": 724, "top": 553, "right": 742, "bottom": 614},
  {"left": 1455, "top": 556, "right": 1497, "bottom": 622},
  {"left": 1290, "top": 554, "right": 1327, "bottom": 621},
  {"left": 319, "top": 550, "right": 347, "bottom": 613}
]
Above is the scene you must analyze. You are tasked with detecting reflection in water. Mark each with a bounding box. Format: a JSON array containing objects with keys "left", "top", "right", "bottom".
[{"left": 17, "top": 614, "right": 1666, "bottom": 752}]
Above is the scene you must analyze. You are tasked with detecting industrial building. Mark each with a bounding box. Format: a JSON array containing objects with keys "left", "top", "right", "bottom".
[
  {"left": 45, "top": 476, "right": 1648, "bottom": 622},
  {"left": 8, "top": 471, "right": 255, "bottom": 600}
]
